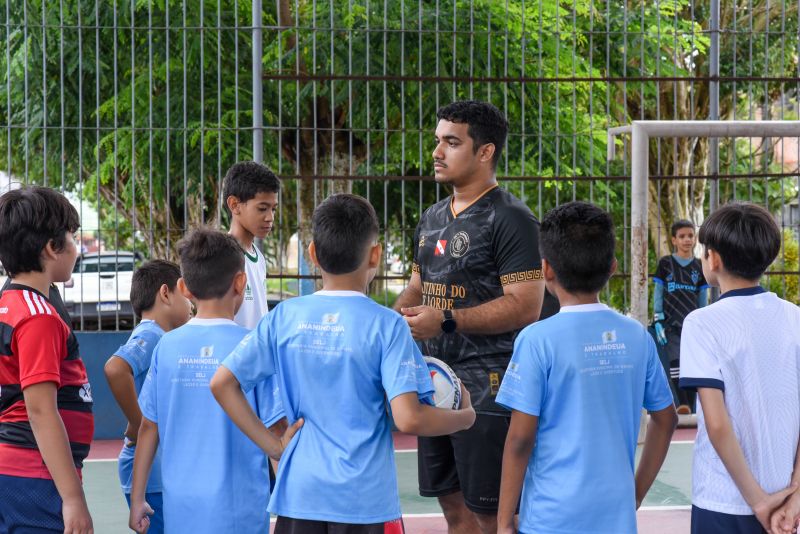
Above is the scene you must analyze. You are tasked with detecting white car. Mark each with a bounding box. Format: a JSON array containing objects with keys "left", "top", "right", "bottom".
[{"left": 60, "top": 251, "right": 139, "bottom": 329}]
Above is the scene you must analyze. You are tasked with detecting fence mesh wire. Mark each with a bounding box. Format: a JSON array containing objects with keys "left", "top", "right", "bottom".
[{"left": 1, "top": 0, "right": 798, "bottom": 330}]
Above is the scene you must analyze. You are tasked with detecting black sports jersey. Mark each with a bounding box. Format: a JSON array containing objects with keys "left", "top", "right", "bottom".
[
  {"left": 654, "top": 255, "right": 708, "bottom": 329},
  {"left": 412, "top": 186, "right": 542, "bottom": 414}
]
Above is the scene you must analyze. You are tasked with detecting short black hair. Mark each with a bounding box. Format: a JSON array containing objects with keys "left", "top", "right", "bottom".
[
  {"left": 130, "top": 259, "right": 182, "bottom": 317},
  {"left": 312, "top": 194, "right": 379, "bottom": 275},
  {"left": 177, "top": 227, "right": 244, "bottom": 299},
  {"left": 540, "top": 201, "right": 616, "bottom": 293},
  {"left": 222, "top": 161, "right": 280, "bottom": 215},
  {"left": 0, "top": 186, "right": 80, "bottom": 277},
  {"left": 671, "top": 219, "right": 695, "bottom": 237},
  {"left": 436, "top": 101, "right": 508, "bottom": 168},
  {"left": 698, "top": 202, "right": 780, "bottom": 280}
]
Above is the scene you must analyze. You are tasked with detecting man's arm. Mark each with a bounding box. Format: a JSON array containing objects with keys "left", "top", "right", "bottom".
[
  {"left": 25, "top": 382, "right": 93, "bottom": 534},
  {"left": 393, "top": 271, "right": 423, "bottom": 312},
  {"left": 210, "top": 366, "right": 303, "bottom": 460},
  {"left": 104, "top": 356, "right": 141, "bottom": 443},
  {"left": 699, "top": 388, "right": 797, "bottom": 529},
  {"left": 402, "top": 279, "right": 544, "bottom": 340},
  {"left": 389, "top": 386, "right": 475, "bottom": 437},
  {"left": 129, "top": 418, "right": 158, "bottom": 533},
  {"left": 498, "top": 410, "right": 538, "bottom": 534},
  {"left": 635, "top": 405, "right": 678, "bottom": 507}
]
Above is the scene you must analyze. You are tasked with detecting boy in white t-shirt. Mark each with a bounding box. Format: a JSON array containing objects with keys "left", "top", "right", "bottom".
[
  {"left": 679, "top": 202, "right": 800, "bottom": 534},
  {"left": 222, "top": 161, "right": 280, "bottom": 329}
]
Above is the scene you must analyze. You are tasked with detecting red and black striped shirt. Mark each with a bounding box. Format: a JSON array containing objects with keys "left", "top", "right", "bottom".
[{"left": 0, "top": 284, "right": 94, "bottom": 479}]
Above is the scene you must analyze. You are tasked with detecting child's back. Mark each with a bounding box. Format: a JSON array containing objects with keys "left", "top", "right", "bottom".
[
  {"left": 224, "top": 291, "right": 432, "bottom": 523},
  {"left": 681, "top": 288, "right": 800, "bottom": 513},
  {"left": 139, "top": 317, "right": 277, "bottom": 531},
  {"left": 499, "top": 304, "right": 671, "bottom": 533}
]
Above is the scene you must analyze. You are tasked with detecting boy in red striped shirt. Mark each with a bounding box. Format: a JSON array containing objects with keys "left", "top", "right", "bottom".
[{"left": 0, "top": 186, "right": 94, "bottom": 534}]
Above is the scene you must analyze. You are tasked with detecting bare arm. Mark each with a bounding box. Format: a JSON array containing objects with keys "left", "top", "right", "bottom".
[
  {"left": 635, "top": 405, "right": 678, "bottom": 507},
  {"left": 389, "top": 386, "right": 475, "bottom": 437},
  {"left": 402, "top": 279, "right": 544, "bottom": 340},
  {"left": 498, "top": 410, "right": 538, "bottom": 533},
  {"left": 699, "top": 388, "right": 797, "bottom": 530},
  {"left": 393, "top": 271, "right": 423, "bottom": 312},
  {"left": 24, "top": 382, "right": 93, "bottom": 534},
  {"left": 104, "top": 356, "right": 141, "bottom": 442},
  {"left": 210, "top": 366, "right": 303, "bottom": 460},
  {"left": 129, "top": 417, "right": 158, "bottom": 533}
]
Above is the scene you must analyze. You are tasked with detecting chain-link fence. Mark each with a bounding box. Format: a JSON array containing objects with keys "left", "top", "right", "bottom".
[{"left": 1, "top": 0, "right": 798, "bottom": 330}]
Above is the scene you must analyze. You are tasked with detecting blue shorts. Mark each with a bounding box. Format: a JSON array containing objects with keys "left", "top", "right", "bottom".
[
  {"left": 125, "top": 492, "right": 164, "bottom": 534},
  {"left": 691, "top": 505, "right": 766, "bottom": 534},
  {"left": 0, "top": 474, "right": 64, "bottom": 533}
]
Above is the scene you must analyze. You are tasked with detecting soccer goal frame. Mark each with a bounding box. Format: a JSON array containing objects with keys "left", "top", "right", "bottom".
[{"left": 607, "top": 120, "right": 800, "bottom": 326}]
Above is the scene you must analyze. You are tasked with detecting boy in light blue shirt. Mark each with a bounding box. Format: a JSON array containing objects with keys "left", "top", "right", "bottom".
[
  {"left": 496, "top": 202, "right": 678, "bottom": 534},
  {"left": 104, "top": 260, "right": 192, "bottom": 534},
  {"left": 128, "top": 229, "right": 300, "bottom": 534},
  {"left": 212, "top": 193, "right": 476, "bottom": 534}
]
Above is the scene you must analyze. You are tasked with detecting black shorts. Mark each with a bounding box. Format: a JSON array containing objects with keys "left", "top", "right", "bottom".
[
  {"left": 691, "top": 505, "right": 766, "bottom": 534},
  {"left": 417, "top": 413, "right": 511, "bottom": 514},
  {"left": 274, "top": 517, "right": 404, "bottom": 534}
]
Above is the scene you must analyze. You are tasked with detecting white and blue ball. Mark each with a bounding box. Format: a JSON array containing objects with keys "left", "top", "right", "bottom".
[{"left": 424, "top": 356, "right": 462, "bottom": 410}]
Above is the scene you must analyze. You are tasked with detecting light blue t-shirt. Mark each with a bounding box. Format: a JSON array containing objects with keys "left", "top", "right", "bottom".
[
  {"left": 497, "top": 303, "right": 673, "bottom": 534},
  {"left": 115, "top": 319, "right": 164, "bottom": 494},
  {"left": 139, "top": 318, "right": 282, "bottom": 533},
  {"left": 222, "top": 290, "right": 434, "bottom": 524}
]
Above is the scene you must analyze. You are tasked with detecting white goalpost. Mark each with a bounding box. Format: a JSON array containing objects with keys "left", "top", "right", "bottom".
[
  {"left": 608, "top": 121, "right": 800, "bottom": 441},
  {"left": 607, "top": 120, "right": 800, "bottom": 327}
]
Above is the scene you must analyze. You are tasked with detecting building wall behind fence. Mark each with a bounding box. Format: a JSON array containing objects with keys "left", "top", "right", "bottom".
[{"left": 1, "top": 0, "right": 798, "bottom": 333}]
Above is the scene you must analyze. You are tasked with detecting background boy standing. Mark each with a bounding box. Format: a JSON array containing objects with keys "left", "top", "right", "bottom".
[
  {"left": 104, "top": 260, "right": 192, "bottom": 533},
  {"left": 0, "top": 186, "right": 94, "bottom": 534},
  {"left": 222, "top": 161, "right": 280, "bottom": 329},
  {"left": 653, "top": 220, "right": 709, "bottom": 413},
  {"left": 497, "top": 201, "right": 677, "bottom": 534},
  {"left": 679, "top": 203, "right": 800, "bottom": 533},
  {"left": 212, "top": 194, "right": 475, "bottom": 534},
  {"left": 128, "top": 229, "right": 299, "bottom": 533}
]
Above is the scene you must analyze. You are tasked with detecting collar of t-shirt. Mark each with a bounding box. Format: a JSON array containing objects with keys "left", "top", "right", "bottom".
[
  {"left": 671, "top": 254, "right": 694, "bottom": 267},
  {"left": 186, "top": 317, "right": 239, "bottom": 326},
  {"left": 558, "top": 303, "right": 610, "bottom": 313},
  {"left": 718, "top": 286, "right": 766, "bottom": 300},
  {"left": 314, "top": 290, "right": 368, "bottom": 298}
]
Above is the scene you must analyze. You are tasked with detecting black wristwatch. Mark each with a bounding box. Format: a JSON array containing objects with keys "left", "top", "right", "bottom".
[{"left": 441, "top": 309, "right": 457, "bottom": 334}]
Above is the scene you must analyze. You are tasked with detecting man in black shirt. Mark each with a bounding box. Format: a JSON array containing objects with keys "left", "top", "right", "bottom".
[{"left": 395, "top": 101, "right": 545, "bottom": 533}]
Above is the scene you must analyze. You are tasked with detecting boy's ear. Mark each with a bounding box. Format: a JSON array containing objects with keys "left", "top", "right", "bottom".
[
  {"left": 233, "top": 271, "right": 247, "bottom": 295},
  {"left": 541, "top": 259, "right": 557, "bottom": 282},
  {"left": 609, "top": 257, "right": 618, "bottom": 276},
  {"left": 158, "top": 283, "right": 171, "bottom": 304},
  {"left": 177, "top": 278, "right": 194, "bottom": 301},
  {"left": 368, "top": 242, "right": 382, "bottom": 269},
  {"left": 226, "top": 195, "right": 241, "bottom": 215},
  {"left": 308, "top": 242, "right": 321, "bottom": 268},
  {"left": 706, "top": 248, "right": 722, "bottom": 273}
]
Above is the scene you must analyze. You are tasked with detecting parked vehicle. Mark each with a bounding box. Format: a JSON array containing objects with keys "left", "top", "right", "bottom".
[{"left": 60, "top": 251, "right": 140, "bottom": 329}]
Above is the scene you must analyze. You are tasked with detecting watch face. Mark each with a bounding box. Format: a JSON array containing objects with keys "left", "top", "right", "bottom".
[{"left": 441, "top": 318, "right": 457, "bottom": 334}]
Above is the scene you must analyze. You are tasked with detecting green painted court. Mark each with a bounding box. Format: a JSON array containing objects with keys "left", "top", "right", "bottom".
[{"left": 84, "top": 436, "right": 695, "bottom": 533}]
